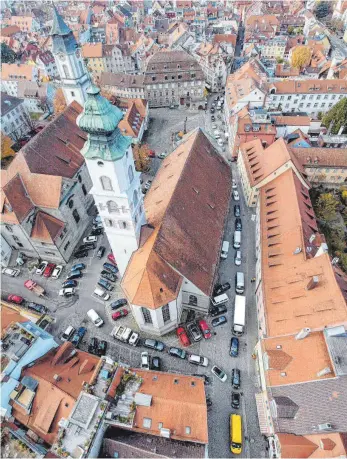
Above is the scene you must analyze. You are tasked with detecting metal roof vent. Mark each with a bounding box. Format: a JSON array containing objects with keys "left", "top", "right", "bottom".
[
  {"left": 293, "top": 247, "right": 302, "bottom": 255},
  {"left": 317, "top": 367, "right": 332, "bottom": 377},
  {"left": 295, "top": 328, "right": 311, "bottom": 340},
  {"left": 318, "top": 423, "right": 333, "bottom": 431}
]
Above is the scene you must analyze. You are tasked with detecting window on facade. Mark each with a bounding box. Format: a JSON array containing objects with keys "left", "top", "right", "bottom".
[
  {"left": 133, "top": 189, "right": 138, "bottom": 208},
  {"left": 17, "top": 242, "right": 23, "bottom": 247},
  {"left": 82, "top": 184, "right": 87, "bottom": 195},
  {"left": 5, "top": 225, "right": 13, "bottom": 233},
  {"left": 72, "top": 209, "right": 80, "bottom": 223},
  {"left": 100, "top": 176, "right": 113, "bottom": 191},
  {"left": 120, "top": 221, "right": 127, "bottom": 229},
  {"left": 62, "top": 64, "right": 70, "bottom": 78},
  {"left": 142, "top": 307, "right": 153, "bottom": 324},
  {"left": 79, "top": 61, "right": 83, "bottom": 75},
  {"left": 64, "top": 241, "right": 70, "bottom": 251},
  {"left": 128, "top": 165, "right": 134, "bottom": 183},
  {"left": 71, "top": 91, "right": 75, "bottom": 97},
  {"left": 188, "top": 295, "right": 197, "bottom": 306},
  {"left": 107, "top": 200, "right": 119, "bottom": 213},
  {"left": 162, "top": 304, "right": 171, "bottom": 323},
  {"left": 97, "top": 161, "right": 104, "bottom": 167}
]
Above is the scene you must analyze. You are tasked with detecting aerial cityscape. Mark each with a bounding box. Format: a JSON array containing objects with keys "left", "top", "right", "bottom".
[{"left": 0, "top": 0, "right": 347, "bottom": 458}]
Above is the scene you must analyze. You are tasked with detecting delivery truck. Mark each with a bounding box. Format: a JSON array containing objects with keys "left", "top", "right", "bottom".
[{"left": 233, "top": 295, "right": 246, "bottom": 336}]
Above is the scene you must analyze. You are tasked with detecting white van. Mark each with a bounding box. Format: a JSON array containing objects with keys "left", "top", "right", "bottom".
[
  {"left": 61, "top": 325, "right": 75, "bottom": 342},
  {"left": 233, "top": 230, "right": 241, "bottom": 249},
  {"left": 220, "top": 240, "right": 229, "bottom": 259},
  {"left": 211, "top": 293, "right": 229, "bottom": 306},
  {"left": 87, "top": 309, "right": 104, "bottom": 327},
  {"left": 94, "top": 287, "right": 110, "bottom": 301},
  {"left": 235, "top": 272, "right": 245, "bottom": 294},
  {"left": 122, "top": 327, "right": 132, "bottom": 342}
]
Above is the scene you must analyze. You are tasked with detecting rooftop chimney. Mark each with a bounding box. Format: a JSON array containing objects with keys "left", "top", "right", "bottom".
[
  {"left": 295, "top": 327, "right": 311, "bottom": 340},
  {"left": 306, "top": 276, "right": 319, "bottom": 290},
  {"left": 316, "top": 367, "right": 332, "bottom": 377}
]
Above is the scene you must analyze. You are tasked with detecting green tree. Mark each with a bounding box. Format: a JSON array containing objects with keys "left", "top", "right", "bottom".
[
  {"left": 276, "top": 57, "right": 284, "bottom": 64},
  {"left": 133, "top": 143, "right": 151, "bottom": 172},
  {"left": 316, "top": 193, "right": 339, "bottom": 222},
  {"left": 314, "top": 1, "right": 331, "bottom": 19},
  {"left": 1, "top": 42, "right": 17, "bottom": 64},
  {"left": 287, "top": 26, "right": 294, "bottom": 35},
  {"left": 291, "top": 45, "right": 311, "bottom": 69},
  {"left": 321, "top": 98, "right": 347, "bottom": 135}
]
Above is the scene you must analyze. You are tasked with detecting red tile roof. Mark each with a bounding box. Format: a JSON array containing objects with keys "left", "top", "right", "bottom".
[
  {"left": 2, "top": 173, "right": 34, "bottom": 223},
  {"left": 30, "top": 211, "right": 64, "bottom": 243}
]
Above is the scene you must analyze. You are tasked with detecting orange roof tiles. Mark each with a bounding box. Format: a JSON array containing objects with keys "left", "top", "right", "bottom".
[
  {"left": 30, "top": 211, "right": 64, "bottom": 243},
  {"left": 290, "top": 147, "right": 347, "bottom": 168},
  {"left": 2, "top": 174, "right": 34, "bottom": 223},
  {"left": 270, "top": 79, "right": 347, "bottom": 95},
  {"left": 82, "top": 42, "right": 103, "bottom": 58},
  {"left": 278, "top": 433, "right": 347, "bottom": 458},
  {"left": 1, "top": 63, "right": 35, "bottom": 80},
  {"left": 273, "top": 115, "right": 311, "bottom": 127},
  {"left": 277, "top": 433, "right": 319, "bottom": 458}
]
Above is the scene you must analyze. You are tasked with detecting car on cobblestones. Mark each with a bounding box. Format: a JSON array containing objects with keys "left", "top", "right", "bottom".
[
  {"left": 98, "top": 278, "right": 114, "bottom": 291},
  {"left": 141, "top": 352, "right": 150, "bottom": 370},
  {"left": 231, "top": 392, "right": 240, "bottom": 409},
  {"left": 188, "top": 354, "right": 208, "bottom": 367},
  {"left": 59, "top": 287, "right": 76, "bottom": 297},
  {"left": 7, "top": 294, "right": 24, "bottom": 305},
  {"left": 211, "top": 365, "right": 227, "bottom": 382},
  {"left": 232, "top": 368, "right": 241, "bottom": 389},
  {"left": 27, "top": 302, "right": 47, "bottom": 314},
  {"left": 111, "top": 298, "right": 127, "bottom": 310},
  {"left": 74, "top": 250, "right": 89, "bottom": 259},
  {"left": 230, "top": 337, "right": 239, "bottom": 357},
  {"left": 235, "top": 218, "right": 242, "bottom": 231},
  {"left": 62, "top": 280, "right": 78, "bottom": 288},
  {"left": 2, "top": 267, "right": 21, "bottom": 277},
  {"left": 112, "top": 309, "right": 128, "bottom": 320},
  {"left": 66, "top": 270, "right": 83, "bottom": 280},
  {"left": 52, "top": 265, "right": 63, "bottom": 279},
  {"left": 187, "top": 322, "right": 202, "bottom": 342},
  {"left": 143, "top": 339, "right": 165, "bottom": 352},
  {"left": 168, "top": 347, "right": 187, "bottom": 359},
  {"left": 176, "top": 327, "right": 191, "bottom": 347},
  {"left": 71, "top": 263, "right": 86, "bottom": 271},
  {"left": 71, "top": 327, "right": 87, "bottom": 347},
  {"left": 97, "top": 246, "right": 106, "bottom": 259},
  {"left": 83, "top": 236, "right": 97, "bottom": 243},
  {"left": 107, "top": 253, "right": 117, "bottom": 265},
  {"left": 214, "top": 282, "right": 231, "bottom": 296},
  {"left": 212, "top": 315, "right": 227, "bottom": 327},
  {"left": 198, "top": 320, "right": 211, "bottom": 339},
  {"left": 151, "top": 356, "right": 161, "bottom": 371},
  {"left": 43, "top": 263, "right": 56, "bottom": 278},
  {"left": 103, "top": 262, "right": 118, "bottom": 274},
  {"left": 209, "top": 304, "right": 227, "bottom": 317},
  {"left": 101, "top": 270, "right": 117, "bottom": 282},
  {"left": 234, "top": 250, "right": 242, "bottom": 266},
  {"left": 36, "top": 261, "right": 48, "bottom": 275}
]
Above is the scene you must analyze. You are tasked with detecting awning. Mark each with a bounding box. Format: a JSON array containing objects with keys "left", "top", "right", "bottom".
[{"left": 255, "top": 393, "right": 271, "bottom": 435}]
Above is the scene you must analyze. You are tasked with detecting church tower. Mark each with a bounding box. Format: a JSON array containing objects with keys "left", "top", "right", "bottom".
[
  {"left": 77, "top": 85, "right": 146, "bottom": 276},
  {"left": 51, "top": 5, "right": 90, "bottom": 106}
]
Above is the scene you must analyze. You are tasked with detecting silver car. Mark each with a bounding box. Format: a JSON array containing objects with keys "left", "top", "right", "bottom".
[{"left": 234, "top": 250, "right": 242, "bottom": 266}]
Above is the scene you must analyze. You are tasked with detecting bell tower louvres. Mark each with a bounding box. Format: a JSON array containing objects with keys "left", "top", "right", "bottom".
[
  {"left": 51, "top": 4, "right": 89, "bottom": 106},
  {"left": 76, "top": 85, "right": 146, "bottom": 276}
]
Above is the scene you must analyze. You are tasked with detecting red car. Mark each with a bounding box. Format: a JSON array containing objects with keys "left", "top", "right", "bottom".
[
  {"left": 7, "top": 294, "right": 24, "bottom": 305},
  {"left": 43, "top": 263, "right": 56, "bottom": 278},
  {"left": 176, "top": 326, "right": 191, "bottom": 347},
  {"left": 149, "top": 150, "right": 156, "bottom": 158},
  {"left": 107, "top": 253, "right": 117, "bottom": 265},
  {"left": 199, "top": 319, "right": 212, "bottom": 339},
  {"left": 112, "top": 309, "right": 128, "bottom": 321}
]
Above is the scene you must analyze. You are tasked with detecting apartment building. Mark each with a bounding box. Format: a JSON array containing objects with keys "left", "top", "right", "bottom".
[
  {"left": 259, "top": 36, "right": 287, "bottom": 61},
  {"left": 82, "top": 43, "right": 132, "bottom": 76},
  {"left": 1, "top": 92, "right": 31, "bottom": 141},
  {"left": 99, "top": 72, "right": 145, "bottom": 99},
  {"left": 192, "top": 42, "right": 228, "bottom": 92},
  {"left": 266, "top": 80, "right": 347, "bottom": 116}
]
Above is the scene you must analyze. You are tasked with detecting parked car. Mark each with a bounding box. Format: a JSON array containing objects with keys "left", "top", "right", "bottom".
[
  {"left": 176, "top": 327, "right": 191, "bottom": 347},
  {"left": 198, "top": 319, "right": 212, "bottom": 339},
  {"left": 232, "top": 368, "right": 241, "bottom": 389},
  {"left": 112, "top": 309, "right": 128, "bottom": 320},
  {"left": 103, "top": 262, "right": 118, "bottom": 274},
  {"left": 231, "top": 392, "right": 240, "bottom": 409},
  {"left": 143, "top": 339, "right": 165, "bottom": 352},
  {"left": 129, "top": 332, "right": 139, "bottom": 347},
  {"left": 52, "top": 265, "right": 63, "bottom": 279},
  {"left": 27, "top": 302, "right": 47, "bottom": 314},
  {"left": 2, "top": 267, "right": 21, "bottom": 277},
  {"left": 88, "top": 337, "right": 98, "bottom": 354},
  {"left": 211, "top": 115, "right": 216, "bottom": 122},
  {"left": 151, "top": 356, "right": 161, "bottom": 371},
  {"left": 230, "top": 337, "right": 239, "bottom": 357},
  {"left": 144, "top": 179, "right": 152, "bottom": 190},
  {"left": 101, "top": 270, "right": 117, "bottom": 282},
  {"left": 234, "top": 250, "right": 242, "bottom": 266},
  {"left": 66, "top": 270, "right": 83, "bottom": 280},
  {"left": 97, "top": 246, "right": 106, "bottom": 259},
  {"left": 70, "top": 327, "right": 87, "bottom": 347},
  {"left": 107, "top": 253, "right": 117, "bottom": 265},
  {"left": 111, "top": 298, "right": 127, "bottom": 310},
  {"left": 59, "top": 287, "right": 75, "bottom": 297},
  {"left": 212, "top": 315, "right": 227, "bottom": 327},
  {"left": 83, "top": 236, "right": 97, "bottom": 243},
  {"left": 158, "top": 153, "right": 167, "bottom": 159},
  {"left": 98, "top": 278, "right": 114, "bottom": 291},
  {"left": 233, "top": 190, "right": 240, "bottom": 201},
  {"left": 61, "top": 325, "right": 75, "bottom": 342},
  {"left": 91, "top": 227, "right": 103, "bottom": 236},
  {"left": 214, "top": 282, "right": 231, "bottom": 296},
  {"left": 78, "top": 243, "right": 95, "bottom": 251},
  {"left": 149, "top": 149, "right": 156, "bottom": 158},
  {"left": 210, "top": 304, "right": 227, "bottom": 317},
  {"left": 43, "top": 263, "right": 56, "bottom": 278},
  {"left": 234, "top": 205, "right": 241, "bottom": 217},
  {"left": 36, "top": 261, "right": 48, "bottom": 275},
  {"left": 232, "top": 179, "right": 237, "bottom": 189},
  {"left": 141, "top": 352, "right": 150, "bottom": 370},
  {"left": 92, "top": 222, "right": 103, "bottom": 231},
  {"left": 71, "top": 263, "right": 86, "bottom": 271},
  {"left": 168, "top": 347, "right": 187, "bottom": 359},
  {"left": 211, "top": 365, "right": 227, "bottom": 382},
  {"left": 62, "top": 280, "right": 78, "bottom": 288},
  {"left": 93, "top": 216, "right": 102, "bottom": 225},
  {"left": 235, "top": 218, "right": 242, "bottom": 231},
  {"left": 193, "top": 374, "right": 211, "bottom": 385},
  {"left": 188, "top": 354, "right": 208, "bottom": 367},
  {"left": 7, "top": 294, "right": 24, "bottom": 305},
  {"left": 74, "top": 250, "right": 89, "bottom": 259},
  {"left": 187, "top": 322, "right": 203, "bottom": 342},
  {"left": 97, "top": 340, "right": 107, "bottom": 356}
]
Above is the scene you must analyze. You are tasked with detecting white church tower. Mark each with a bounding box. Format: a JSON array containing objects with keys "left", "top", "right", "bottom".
[
  {"left": 77, "top": 85, "right": 146, "bottom": 276},
  {"left": 51, "top": 5, "right": 90, "bottom": 106}
]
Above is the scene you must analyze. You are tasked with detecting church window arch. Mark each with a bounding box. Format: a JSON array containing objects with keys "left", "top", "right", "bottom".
[
  {"left": 107, "top": 200, "right": 119, "bottom": 213},
  {"left": 128, "top": 165, "right": 134, "bottom": 183},
  {"left": 100, "top": 176, "right": 113, "bottom": 191},
  {"left": 63, "top": 64, "right": 70, "bottom": 79}
]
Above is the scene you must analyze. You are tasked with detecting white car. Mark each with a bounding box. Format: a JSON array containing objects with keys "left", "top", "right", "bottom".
[
  {"left": 36, "top": 261, "right": 48, "bottom": 275},
  {"left": 144, "top": 180, "right": 152, "bottom": 190},
  {"left": 158, "top": 152, "right": 167, "bottom": 159},
  {"left": 211, "top": 365, "right": 227, "bottom": 382},
  {"left": 59, "top": 287, "right": 76, "bottom": 297},
  {"left": 129, "top": 331, "right": 139, "bottom": 346},
  {"left": 233, "top": 190, "right": 240, "bottom": 201},
  {"left": 232, "top": 179, "right": 237, "bottom": 189},
  {"left": 83, "top": 236, "right": 97, "bottom": 243},
  {"left": 141, "top": 352, "right": 150, "bottom": 370},
  {"left": 52, "top": 265, "right": 63, "bottom": 279},
  {"left": 234, "top": 250, "right": 242, "bottom": 266},
  {"left": 188, "top": 354, "right": 209, "bottom": 367},
  {"left": 2, "top": 267, "right": 21, "bottom": 277}
]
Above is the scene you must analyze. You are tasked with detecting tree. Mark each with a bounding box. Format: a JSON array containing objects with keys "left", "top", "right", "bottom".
[
  {"left": 321, "top": 98, "right": 347, "bottom": 135},
  {"left": 314, "top": 1, "right": 331, "bottom": 19},
  {"left": 1, "top": 42, "right": 17, "bottom": 64},
  {"left": 53, "top": 88, "right": 67, "bottom": 115},
  {"left": 316, "top": 193, "right": 339, "bottom": 222},
  {"left": 1, "top": 135, "right": 15, "bottom": 160},
  {"left": 132, "top": 143, "right": 151, "bottom": 172},
  {"left": 276, "top": 57, "right": 284, "bottom": 64},
  {"left": 287, "top": 26, "right": 294, "bottom": 35},
  {"left": 291, "top": 45, "right": 311, "bottom": 69}
]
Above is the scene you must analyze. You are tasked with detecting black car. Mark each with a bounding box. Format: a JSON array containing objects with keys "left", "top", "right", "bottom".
[
  {"left": 97, "top": 246, "right": 106, "bottom": 259},
  {"left": 143, "top": 339, "right": 165, "bottom": 352},
  {"left": 235, "top": 218, "right": 242, "bottom": 231},
  {"left": 212, "top": 315, "right": 227, "bottom": 327},
  {"left": 88, "top": 337, "right": 98, "bottom": 354},
  {"left": 103, "top": 262, "right": 118, "bottom": 274},
  {"left": 234, "top": 205, "right": 241, "bottom": 217},
  {"left": 193, "top": 374, "right": 211, "bottom": 385},
  {"left": 27, "top": 302, "right": 47, "bottom": 314},
  {"left": 74, "top": 250, "right": 89, "bottom": 259},
  {"left": 231, "top": 391, "right": 240, "bottom": 409},
  {"left": 151, "top": 356, "right": 161, "bottom": 371},
  {"left": 111, "top": 298, "right": 127, "bottom": 310},
  {"left": 230, "top": 337, "right": 239, "bottom": 357},
  {"left": 66, "top": 270, "right": 83, "bottom": 280},
  {"left": 168, "top": 347, "right": 187, "bottom": 359},
  {"left": 232, "top": 368, "right": 241, "bottom": 389},
  {"left": 214, "top": 282, "right": 231, "bottom": 296},
  {"left": 78, "top": 243, "right": 96, "bottom": 251},
  {"left": 97, "top": 278, "right": 114, "bottom": 291},
  {"left": 101, "top": 270, "right": 117, "bottom": 282},
  {"left": 98, "top": 340, "right": 107, "bottom": 356},
  {"left": 209, "top": 304, "right": 227, "bottom": 317},
  {"left": 211, "top": 115, "right": 216, "bottom": 121},
  {"left": 91, "top": 228, "right": 103, "bottom": 236}
]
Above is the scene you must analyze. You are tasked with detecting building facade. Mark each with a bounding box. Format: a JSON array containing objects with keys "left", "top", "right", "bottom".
[{"left": 1, "top": 93, "right": 31, "bottom": 141}]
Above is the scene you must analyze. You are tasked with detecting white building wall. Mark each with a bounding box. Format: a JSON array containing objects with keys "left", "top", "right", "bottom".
[
  {"left": 266, "top": 92, "right": 346, "bottom": 116},
  {"left": 1, "top": 234, "right": 13, "bottom": 267}
]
